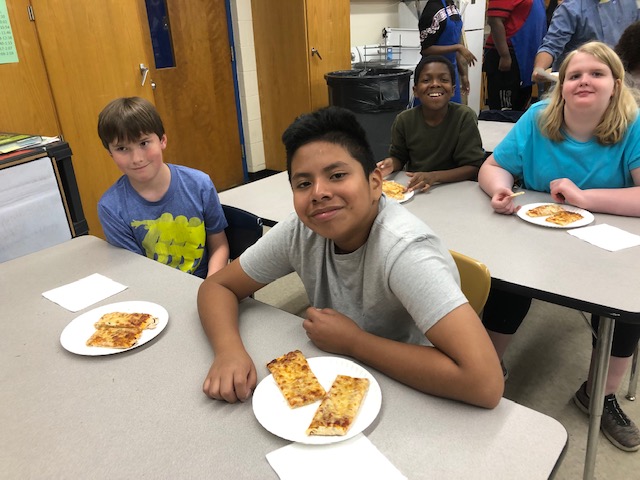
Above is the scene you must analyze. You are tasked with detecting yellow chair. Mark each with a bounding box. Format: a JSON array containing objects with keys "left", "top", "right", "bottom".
[{"left": 449, "top": 250, "right": 491, "bottom": 315}]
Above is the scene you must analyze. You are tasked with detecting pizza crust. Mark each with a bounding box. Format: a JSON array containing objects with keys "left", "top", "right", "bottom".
[{"left": 94, "top": 312, "right": 158, "bottom": 330}]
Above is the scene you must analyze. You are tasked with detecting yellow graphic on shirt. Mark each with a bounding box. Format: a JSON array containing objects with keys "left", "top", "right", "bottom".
[{"left": 131, "top": 213, "right": 205, "bottom": 274}]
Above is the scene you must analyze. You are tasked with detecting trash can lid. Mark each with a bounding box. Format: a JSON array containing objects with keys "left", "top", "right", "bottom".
[{"left": 324, "top": 68, "right": 412, "bottom": 81}]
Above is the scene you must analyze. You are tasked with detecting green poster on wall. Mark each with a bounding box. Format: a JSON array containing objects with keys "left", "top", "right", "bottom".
[{"left": 0, "top": 0, "right": 19, "bottom": 64}]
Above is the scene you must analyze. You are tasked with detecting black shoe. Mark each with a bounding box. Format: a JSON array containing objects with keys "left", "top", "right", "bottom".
[{"left": 573, "top": 381, "right": 640, "bottom": 452}]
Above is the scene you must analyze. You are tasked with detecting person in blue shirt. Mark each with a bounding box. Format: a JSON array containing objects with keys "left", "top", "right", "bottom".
[
  {"left": 418, "top": 0, "right": 477, "bottom": 103},
  {"left": 532, "top": 0, "right": 639, "bottom": 79},
  {"left": 97, "top": 97, "right": 229, "bottom": 279},
  {"left": 479, "top": 42, "right": 640, "bottom": 452}
]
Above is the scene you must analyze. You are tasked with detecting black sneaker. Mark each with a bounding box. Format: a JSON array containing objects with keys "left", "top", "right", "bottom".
[{"left": 573, "top": 381, "right": 640, "bottom": 452}]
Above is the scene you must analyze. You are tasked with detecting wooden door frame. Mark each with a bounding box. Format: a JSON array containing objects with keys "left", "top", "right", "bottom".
[{"left": 224, "top": 0, "right": 249, "bottom": 183}]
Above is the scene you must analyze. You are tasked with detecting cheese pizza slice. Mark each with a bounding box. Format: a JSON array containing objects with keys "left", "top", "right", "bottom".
[
  {"left": 306, "top": 375, "right": 370, "bottom": 436},
  {"left": 382, "top": 180, "right": 406, "bottom": 201},
  {"left": 86, "top": 326, "right": 142, "bottom": 348},
  {"left": 525, "top": 204, "right": 566, "bottom": 217},
  {"left": 94, "top": 312, "right": 158, "bottom": 330},
  {"left": 545, "top": 210, "right": 584, "bottom": 226},
  {"left": 267, "top": 350, "right": 326, "bottom": 408}
]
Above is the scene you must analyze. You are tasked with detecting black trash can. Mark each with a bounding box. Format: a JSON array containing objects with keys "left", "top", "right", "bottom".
[{"left": 325, "top": 68, "right": 412, "bottom": 162}]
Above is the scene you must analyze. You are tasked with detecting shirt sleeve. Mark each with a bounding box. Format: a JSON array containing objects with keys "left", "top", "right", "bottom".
[
  {"left": 97, "top": 198, "right": 145, "bottom": 255},
  {"left": 452, "top": 108, "right": 485, "bottom": 168},
  {"left": 537, "top": 2, "right": 577, "bottom": 61},
  {"left": 492, "top": 105, "right": 541, "bottom": 178},
  {"left": 419, "top": 0, "right": 447, "bottom": 50},
  {"left": 388, "top": 237, "right": 466, "bottom": 335},
  {"left": 486, "top": 0, "right": 515, "bottom": 19},
  {"left": 389, "top": 112, "right": 410, "bottom": 168},
  {"left": 239, "top": 214, "right": 297, "bottom": 284},
  {"left": 202, "top": 177, "right": 228, "bottom": 234}
]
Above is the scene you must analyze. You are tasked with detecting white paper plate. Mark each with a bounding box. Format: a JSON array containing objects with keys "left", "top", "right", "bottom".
[
  {"left": 252, "top": 356, "right": 382, "bottom": 444},
  {"left": 517, "top": 202, "right": 594, "bottom": 229},
  {"left": 60, "top": 301, "right": 169, "bottom": 356},
  {"left": 382, "top": 185, "right": 414, "bottom": 204},
  {"left": 397, "top": 189, "right": 414, "bottom": 204}
]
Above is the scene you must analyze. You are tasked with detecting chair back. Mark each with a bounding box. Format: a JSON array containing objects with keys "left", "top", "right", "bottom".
[
  {"left": 449, "top": 250, "right": 491, "bottom": 315},
  {"left": 222, "top": 205, "right": 263, "bottom": 260}
]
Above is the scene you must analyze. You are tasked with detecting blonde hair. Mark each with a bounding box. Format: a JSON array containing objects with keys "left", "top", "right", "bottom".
[{"left": 538, "top": 42, "right": 638, "bottom": 145}]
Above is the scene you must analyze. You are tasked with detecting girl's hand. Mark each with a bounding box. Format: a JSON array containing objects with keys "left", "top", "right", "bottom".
[
  {"left": 550, "top": 178, "right": 584, "bottom": 207},
  {"left": 490, "top": 189, "right": 520, "bottom": 215}
]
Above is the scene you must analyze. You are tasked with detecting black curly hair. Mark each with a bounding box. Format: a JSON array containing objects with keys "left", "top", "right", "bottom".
[{"left": 614, "top": 21, "right": 640, "bottom": 73}]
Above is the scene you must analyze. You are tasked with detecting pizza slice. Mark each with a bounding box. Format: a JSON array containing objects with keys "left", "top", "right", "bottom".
[
  {"left": 382, "top": 180, "right": 406, "bottom": 201},
  {"left": 266, "top": 350, "right": 326, "bottom": 408},
  {"left": 525, "top": 204, "right": 566, "bottom": 217},
  {"left": 86, "top": 326, "right": 142, "bottom": 348},
  {"left": 94, "top": 312, "right": 158, "bottom": 330},
  {"left": 306, "top": 375, "right": 370, "bottom": 436},
  {"left": 545, "top": 210, "right": 584, "bottom": 226}
]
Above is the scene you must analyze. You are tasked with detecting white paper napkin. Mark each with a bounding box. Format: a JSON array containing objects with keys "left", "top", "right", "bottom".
[
  {"left": 266, "top": 434, "right": 407, "bottom": 480},
  {"left": 568, "top": 224, "right": 640, "bottom": 252},
  {"left": 42, "top": 273, "right": 127, "bottom": 312}
]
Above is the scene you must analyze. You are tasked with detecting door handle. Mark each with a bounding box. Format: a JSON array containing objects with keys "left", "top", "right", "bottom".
[
  {"left": 311, "top": 48, "right": 323, "bottom": 60},
  {"left": 139, "top": 63, "right": 149, "bottom": 86}
]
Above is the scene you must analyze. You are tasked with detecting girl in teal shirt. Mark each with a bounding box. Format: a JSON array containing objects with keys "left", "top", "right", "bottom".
[{"left": 479, "top": 41, "right": 640, "bottom": 452}]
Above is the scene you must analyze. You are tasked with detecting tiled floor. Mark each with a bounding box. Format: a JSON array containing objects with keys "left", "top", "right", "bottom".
[{"left": 255, "top": 273, "right": 640, "bottom": 479}]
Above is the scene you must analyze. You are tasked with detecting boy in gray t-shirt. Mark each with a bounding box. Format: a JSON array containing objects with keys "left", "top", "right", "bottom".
[{"left": 198, "top": 106, "right": 503, "bottom": 408}]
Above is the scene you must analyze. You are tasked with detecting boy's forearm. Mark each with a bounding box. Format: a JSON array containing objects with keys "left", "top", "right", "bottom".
[
  {"left": 347, "top": 329, "right": 502, "bottom": 408},
  {"left": 197, "top": 279, "right": 245, "bottom": 354},
  {"left": 207, "top": 245, "right": 230, "bottom": 277},
  {"left": 431, "top": 165, "right": 479, "bottom": 184},
  {"left": 390, "top": 156, "right": 403, "bottom": 172}
]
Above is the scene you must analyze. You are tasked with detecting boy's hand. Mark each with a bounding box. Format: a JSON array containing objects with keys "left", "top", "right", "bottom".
[
  {"left": 203, "top": 350, "right": 257, "bottom": 403},
  {"left": 376, "top": 158, "right": 395, "bottom": 177},
  {"left": 302, "top": 307, "right": 362, "bottom": 355},
  {"left": 406, "top": 171, "right": 436, "bottom": 192}
]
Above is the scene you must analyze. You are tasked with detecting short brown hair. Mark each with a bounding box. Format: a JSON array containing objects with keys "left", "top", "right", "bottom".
[{"left": 97, "top": 97, "right": 165, "bottom": 150}]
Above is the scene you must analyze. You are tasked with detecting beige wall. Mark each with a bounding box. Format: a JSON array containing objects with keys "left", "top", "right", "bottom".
[{"left": 230, "top": 0, "right": 403, "bottom": 172}]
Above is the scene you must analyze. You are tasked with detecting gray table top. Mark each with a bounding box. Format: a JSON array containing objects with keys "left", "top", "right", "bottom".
[
  {"left": 222, "top": 174, "right": 640, "bottom": 319},
  {"left": 1, "top": 236, "right": 567, "bottom": 479},
  {"left": 219, "top": 121, "right": 513, "bottom": 226},
  {"left": 400, "top": 180, "right": 640, "bottom": 319},
  {"left": 478, "top": 120, "right": 514, "bottom": 153}
]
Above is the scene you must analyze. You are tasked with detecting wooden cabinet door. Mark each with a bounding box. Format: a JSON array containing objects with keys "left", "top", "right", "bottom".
[
  {"left": 0, "top": 0, "right": 59, "bottom": 135},
  {"left": 144, "top": 0, "right": 244, "bottom": 193},
  {"left": 306, "top": 0, "right": 351, "bottom": 109},
  {"left": 252, "top": 0, "right": 351, "bottom": 171},
  {"left": 29, "top": 0, "right": 244, "bottom": 239},
  {"left": 30, "top": 0, "right": 155, "bottom": 239},
  {"left": 251, "top": 0, "right": 310, "bottom": 172}
]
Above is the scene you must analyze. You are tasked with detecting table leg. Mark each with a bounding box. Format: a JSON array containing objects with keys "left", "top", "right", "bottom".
[
  {"left": 625, "top": 346, "right": 639, "bottom": 401},
  {"left": 583, "top": 316, "right": 614, "bottom": 480}
]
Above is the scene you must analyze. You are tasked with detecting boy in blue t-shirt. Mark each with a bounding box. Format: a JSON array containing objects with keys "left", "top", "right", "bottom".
[{"left": 97, "top": 97, "right": 229, "bottom": 278}]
